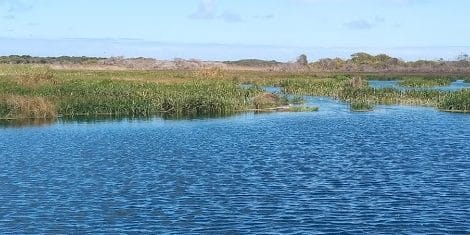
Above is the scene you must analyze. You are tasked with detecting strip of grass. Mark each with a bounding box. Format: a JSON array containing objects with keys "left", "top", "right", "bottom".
[
  {"left": 1, "top": 65, "right": 468, "bottom": 119},
  {"left": 399, "top": 76, "right": 451, "bottom": 87},
  {"left": 438, "top": 89, "right": 470, "bottom": 113},
  {"left": 350, "top": 101, "right": 374, "bottom": 112}
]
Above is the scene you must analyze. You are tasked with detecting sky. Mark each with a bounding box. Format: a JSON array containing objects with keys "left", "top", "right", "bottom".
[{"left": 0, "top": 0, "right": 469, "bottom": 61}]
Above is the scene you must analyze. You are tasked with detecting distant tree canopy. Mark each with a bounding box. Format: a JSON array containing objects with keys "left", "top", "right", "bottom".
[
  {"left": 1, "top": 52, "right": 469, "bottom": 73},
  {"left": 349, "top": 52, "right": 400, "bottom": 67},
  {"left": 310, "top": 52, "right": 470, "bottom": 72},
  {"left": 312, "top": 52, "right": 404, "bottom": 71},
  {"left": 296, "top": 54, "right": 308, "bottom": 66},
  {"left": 0, "top": 55, "right": 104, "bottom": 64},
  {"left": 223, "top": 59, "right": 282, "bottom": 67}
]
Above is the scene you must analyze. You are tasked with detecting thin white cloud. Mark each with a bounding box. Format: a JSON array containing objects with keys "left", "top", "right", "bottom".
[
  {"left": 254, "top": 14, "right": 275, "bottom": 19},
  {"left": 344, "top": 16, "right": 386, "bottom": 30},
  {"left": 220, "top": 11, "right": 242, "bottom": 23},
  {"left": 189, "top": 0, "right": 216, "bottom": 19},
  {"left": 189, "top": 0, "right": 243, "bottom": 23},
  {"left": 344, "top": 20, "right": 374, "bottom": 30},
  {"left": 0, "top": 0, "right": 33, "bottom": 13}
]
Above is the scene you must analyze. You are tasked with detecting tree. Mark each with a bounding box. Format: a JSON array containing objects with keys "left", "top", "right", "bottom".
[
  {"left": 296, "top": 54, "right": 308, "bottom": 66},
  {"left": 350, "top": 52, "right": 373, "bottom": 64}
]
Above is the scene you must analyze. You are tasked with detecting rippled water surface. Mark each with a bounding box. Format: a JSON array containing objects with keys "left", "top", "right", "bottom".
[
  {"left": 369, "top": 79, "right": 470, "bottom": 91},
  {"left": 1, "top": 98, "right": 470, "bottom": 234}
]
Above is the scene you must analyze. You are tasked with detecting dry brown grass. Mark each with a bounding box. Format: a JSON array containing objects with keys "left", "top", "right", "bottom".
[
  {"left": 193, "top": 67, "right": 226, "bottom": 79},
  {"left": 1, "top": 95, "right": 57, "bottom": 119},
  {"left": 15, "top": 67, "right": 57, "bottom": 87},
  {"left": 349, "top": 76, "right": 367, "bottom": 88},
  {"left": 252, "top": 93, "right": 285, "bottom": 109}
]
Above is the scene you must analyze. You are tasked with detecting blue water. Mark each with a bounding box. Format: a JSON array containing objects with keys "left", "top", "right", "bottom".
[
  {"left": 1, "top": 98, "right": 470, "bottom": 234},
  {"left": 369, "top": 80, "right": 470, "bottom": 91}
]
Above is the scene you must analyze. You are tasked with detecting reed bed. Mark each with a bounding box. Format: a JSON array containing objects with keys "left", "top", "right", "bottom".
[
  {"left": 399, "top": 76, "right": 451, "bottom": 87},
  {"left": 438, "top": 89, "right": 470, "bottom": 112},
  {"left": 0, "top": 95, "right": 57, "bottom": 119},
  {"left": 0, "top": 65, "right": 468, "bottom": 119},
  {"left": 350, "top": 101, "right": 374, "bottom": 112},
  {"left": 277, "top": 76, "right": 468, "bottom": 111},
  {"left": 0, "top": 66, "right": 262, "bottom": 119}
]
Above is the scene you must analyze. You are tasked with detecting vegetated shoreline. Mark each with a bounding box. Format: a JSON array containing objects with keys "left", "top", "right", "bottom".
[
  {"left": 0, "top": 61, "right": 469, "bottom": 121},
  {"left": 2, "top": 52, "right": 470, "bottom": 75}
]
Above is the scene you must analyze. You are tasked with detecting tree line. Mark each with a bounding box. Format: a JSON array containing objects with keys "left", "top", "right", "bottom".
[{"left": 1, "top": 53, "right": 469, "bottom": 73}]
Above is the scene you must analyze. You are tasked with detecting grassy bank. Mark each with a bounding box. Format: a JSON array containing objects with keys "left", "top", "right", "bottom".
[
  {"left": 0, "top": 66, "right": 263, "bottom": 119},
  {"left": 1, "top": 65, "right": 468, "bottom": 120}
]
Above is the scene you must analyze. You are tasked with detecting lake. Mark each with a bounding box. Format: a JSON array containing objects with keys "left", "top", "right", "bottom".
[{"left": 0, "top": 97, "right": 469, "bottom": 233}]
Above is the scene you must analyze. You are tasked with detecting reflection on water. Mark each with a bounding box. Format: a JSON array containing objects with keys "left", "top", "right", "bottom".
[
  {"left": 1, "top": 113, "right": 240, "bottom": 128},
  {"left": 0, "top": 118, "right": 55, "bottom": 128}
]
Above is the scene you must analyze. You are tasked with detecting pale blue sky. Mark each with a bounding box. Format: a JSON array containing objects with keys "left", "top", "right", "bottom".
[{"left": 1, "top": 0, "right": 469, "bottom": 61}]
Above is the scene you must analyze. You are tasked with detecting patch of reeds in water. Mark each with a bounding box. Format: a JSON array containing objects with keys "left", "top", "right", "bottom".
[
  {"left": 252, "top": 93, "right": 287, "bottom": 110},
  {"left": 438, "top": 89, "right": 470, "bottom": 113},
  {"left": 399, "top": 76, "right": 451, "bottom": 87},
  {"left": 350, "top": 101, "right": 374, "bottom": 112},
  {"left": 279, "top": 76, "right": 452, "bottom": 109}
]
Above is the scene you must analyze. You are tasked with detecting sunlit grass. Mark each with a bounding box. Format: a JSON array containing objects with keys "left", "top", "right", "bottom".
[{"left": 1, "top": 65, "right": 468, "bottom": 119}]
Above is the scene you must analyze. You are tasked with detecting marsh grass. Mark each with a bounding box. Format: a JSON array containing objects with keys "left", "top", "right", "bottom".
[
  {"left": 0, "top": 65, "right": 265, "bottom": 119},
  {"left": 350, "top": 101, "right": 374, "bottom": 112},
  {"left": 0, "top": 95, "right": 57, "bottom": 119},
  {"left": 193, "top": 67, "right": 226, "bottom": 79},
  {"left": 438, "top": 89, "right": 470, "bottom": 113},
  {"left": 289, "top": 95, "right": 305, "bottom": 105},
  {"left": 1, "top": 65, "right": 469, "bottom": 118},
  {"left": 252, "top": 93, "right": 286, "bottom": 109},
  {"left": 399, "top": 76, "right": 451, "bottom": 87},
  {"left": 14, "top": 66, "right": 57, "bottom": 87},
  {"left": 277, "top": 76, "right": 462, "bottom": 110}
]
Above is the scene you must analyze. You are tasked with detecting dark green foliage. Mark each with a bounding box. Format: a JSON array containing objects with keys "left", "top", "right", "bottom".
[
  {"left": 350, "top": 101, "right": 374, "bottom": 111},
  {"left": 0, "top": 55, "right": 104, "bottom": 64},
  {"left": 223, "top": 59, "right": 282, "bottom": 67},
  {"left": 296, "top": 54, "right": 308, "bottom": 66},
  {"left": 399, "top": 76, "right": 452, "bottom": 87}
]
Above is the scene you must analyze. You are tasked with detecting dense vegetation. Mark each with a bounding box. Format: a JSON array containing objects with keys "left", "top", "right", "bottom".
[
  {"left": 2, "top": 53, "right": 470, "bottom": 75},
  {"left": 0, "top": 55, "right": 104, "bottom": 65},
  {"left": 438, "top": 89, "right": 470, "bottom": 112},
  {"left": 0, "top": 66, "right": 321, "bottom": 120},
  {"left": 350, "top": 101, "right": 374, "bottom": 112},
  {"left": 0, "top": 65, "right": 468, "bottom": 120},
  {"left": 310, "top": 52, "right": 470, "bottom": 73},
  {"left": 245, "top": 73, "right": 469, "bottom": 112},
  {"left": 0, "top": 66, "right": 262, "bottom": 119},
  {"left": 399, "top": 77, "right": 452, "bottom": 87},
  {"left": 223, "top": 59, "right": 282, "bottom": 67}
]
